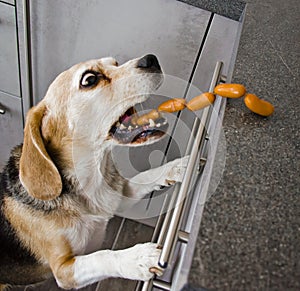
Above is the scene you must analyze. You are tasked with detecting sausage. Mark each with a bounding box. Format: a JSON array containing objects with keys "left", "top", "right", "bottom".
[
  {"left": 133, "top": 109, "right": 161, "bottom": 126},
  {"left": 157, "top": 98, "right": 186, "bottom": 113},
  {"left": 244, "top": 93, "right": 274, "bottom": 116},
  {"left": 186, "top": 92, "right": 215, "bottom": 111},
  {"left": 214, "top": 83, "right": 246, "bottom": 98}
]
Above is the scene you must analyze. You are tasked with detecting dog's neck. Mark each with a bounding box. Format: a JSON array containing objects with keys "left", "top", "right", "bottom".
[{"left": 61, "top": 141, "right": 123, "bottom": 216}]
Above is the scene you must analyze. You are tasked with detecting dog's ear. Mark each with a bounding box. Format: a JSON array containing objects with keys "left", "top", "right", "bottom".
[{"left": 20, "top": 103, "right": 62, "bottom": 200}]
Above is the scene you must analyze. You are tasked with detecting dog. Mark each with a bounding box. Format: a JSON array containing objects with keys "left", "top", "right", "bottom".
[{"left": 0, "top": 54, "right": 188, "bottom": 290}]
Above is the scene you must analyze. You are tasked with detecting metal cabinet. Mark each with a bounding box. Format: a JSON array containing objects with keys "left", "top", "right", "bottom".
[
  {"left": 2, "top": 1, "right": 245, "bottom": 290},
  {"left": 0, "top": 92, "right": 23, "bottom": 169},
  {"left": 0, "top": 2, "right": 20, "bottom": 97},
  {"left": 0, "top": 1, "right": 24, "bottom": 170}
]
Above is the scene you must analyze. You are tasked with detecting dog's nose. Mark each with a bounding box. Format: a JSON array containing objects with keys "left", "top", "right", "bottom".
[{"left": 137, "top": 54, "right": 161, "bottom": 71}]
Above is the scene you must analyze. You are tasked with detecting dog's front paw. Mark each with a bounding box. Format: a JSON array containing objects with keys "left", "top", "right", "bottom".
[
  {"left": 162, "top": 155, "right": 189, "bottom": 186},
  {"left": 117, "top": 242, "right": 163, "bottom": 281}
]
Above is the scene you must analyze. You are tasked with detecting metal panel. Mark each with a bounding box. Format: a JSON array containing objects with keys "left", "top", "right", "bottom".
[
  {"left": 0, "top": 2, "right": 21, "bottom": 96},
  {"left": 16, "top": 0, "right": 33, "bottom": 115},
  {"left": 164, "top": 14, "right": 241, "bottom": 171},
  {"left": 28, "top": 0, "right": 212, "bottom": 220},
  {"left": 29, "top": 0, "right": 211, "bottom": 102},
  {"left": 0, "top": 91, "right": 23, "bottom": 170}
]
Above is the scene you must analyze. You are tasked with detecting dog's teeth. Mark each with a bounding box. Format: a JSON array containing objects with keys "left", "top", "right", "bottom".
[
  {"left": 156, "top": 123, "right": 161, "bottom": 128},
  {"left": 163, "top": 120, "right": 167, "bottom": 125},
  {"left": 120, "top": 124, "right": 126, "bottom": 130},
  {"left": 135, "top": 125, "right": 139, "bottom": 129},
  {"left": 149, "top": 119, "right": 155, "bottom": 127},
  {"left": 128, "top": 125, "right": 133, "bottom": 131}
]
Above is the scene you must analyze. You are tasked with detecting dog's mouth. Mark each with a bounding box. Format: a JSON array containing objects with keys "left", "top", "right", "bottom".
[{"left": 109, "top": 107, "right": 168, "bottom": 144}]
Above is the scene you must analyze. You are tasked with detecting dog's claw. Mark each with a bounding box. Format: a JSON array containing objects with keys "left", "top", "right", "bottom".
[
  {"left": 162, "top": 155, "right": 189, "bottom": 186},
  {"left": 149, "top": 266, "right": 164, "bottom": 277}
]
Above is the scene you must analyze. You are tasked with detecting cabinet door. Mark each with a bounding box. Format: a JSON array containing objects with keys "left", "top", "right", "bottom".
[
  {"left": 0, "top": 2, "right": 20, "bottom": 97},
  {"left": 29, "top": 0, "right": 211, "bottom": 103},
  {"left": 29, "top": 0, "right": 211, "bottom": 173},
  {"left": 0, "top": 92, "right": 23, "bottom": 170}
]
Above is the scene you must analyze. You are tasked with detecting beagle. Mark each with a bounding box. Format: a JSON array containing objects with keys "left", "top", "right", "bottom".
[{"left": 0, "top": 55, "right": 188, "bottom": 290}]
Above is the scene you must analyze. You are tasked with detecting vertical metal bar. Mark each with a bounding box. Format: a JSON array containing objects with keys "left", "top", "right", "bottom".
[
  {"left": 141, "top": 278, "right": 153, "bottom": 291},
  {"left": 158, "top": 62, "right": 223, "bottom": 269},
  {"left": 136, "top": 108, "right": 200, "bottom": 291},
  {"left": 16, "top": 0, "right": 33, "bottom": 117},
  {"left": 136, "top": 61, "right": 223, "bottom": 291},
  {"left": 158, "top": 111, "right": 207, "bottom": 268},
  {"left": 207, "top": 62, "right": 225, "bottom": 100},
  {"left": 157, "top": 117, "right": 200, "bottom": 247},
  {"left": 170, "top": 65, "right": 226, "bottom": 291}
]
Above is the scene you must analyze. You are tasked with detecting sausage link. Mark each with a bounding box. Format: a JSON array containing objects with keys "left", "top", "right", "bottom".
[
  {"left": 134, "top": 109, "right": 161, "bottom": 126},
  {"left": 186, "top": 92, "right": 215, "bottom": 111},
  {"left": 214, "top": 83, "right": 246, "bottom": 98},
  {"left": 244, "top": 93, "right": 274, "bottom": 116},
  {"left": 157, "top": 98, "right": 186, "bottom": 113}
]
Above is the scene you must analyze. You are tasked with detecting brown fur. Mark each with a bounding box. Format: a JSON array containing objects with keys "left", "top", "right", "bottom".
[
  {"left": 2, "top": 185, "right": 82, "bottom": 288},
  {"left": 0, "top": 55, "right": 166, "bottom": 289},
  {"left": 19, "top": 103, "right": 62, "bottom": 200}
]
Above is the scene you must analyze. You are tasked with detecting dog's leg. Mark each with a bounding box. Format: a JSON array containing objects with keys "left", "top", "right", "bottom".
[
  {"left": 52, "top": 242, "right": 161, "bottom": 289},
  {"left": 124, "top": 156, "right": 189, "bottom": 199}
]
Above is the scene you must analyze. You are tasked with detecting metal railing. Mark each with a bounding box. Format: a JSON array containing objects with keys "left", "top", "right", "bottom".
[{"left": 136, "top": 61, "right": 224, "bottom": 291}]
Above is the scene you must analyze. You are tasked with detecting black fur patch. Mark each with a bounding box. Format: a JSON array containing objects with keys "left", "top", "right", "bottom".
[{"left": 0, "top": 146, "right": 44, "bottom": 284}]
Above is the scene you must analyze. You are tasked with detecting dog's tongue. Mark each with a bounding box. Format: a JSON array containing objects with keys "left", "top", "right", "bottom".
[
  {"left": 119, "top": 108, "right": 135, "bottom": 125},
  {"left": 120, "top": 114, "right": 131, "bottom": 124}
]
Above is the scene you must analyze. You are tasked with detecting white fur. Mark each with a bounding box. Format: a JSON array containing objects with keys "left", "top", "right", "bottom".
[
  {"left": 56, "top": 156, "right": 189, "bottom": 289},
  {"left": 67, "top": 243, "right": 161, "bottom": 289},
  {"left": 37, "top": 56, "right": 188, "bottom": 289}
]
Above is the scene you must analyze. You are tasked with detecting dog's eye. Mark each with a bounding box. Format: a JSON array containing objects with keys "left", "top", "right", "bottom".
[{"left": 80, "top": 71, "right": 100, "bottom": 88}]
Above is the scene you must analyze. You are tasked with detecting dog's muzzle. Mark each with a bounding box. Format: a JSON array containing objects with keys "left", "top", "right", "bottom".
[{"left": 108, "top": 54, "right": 166, "bottom": 144}]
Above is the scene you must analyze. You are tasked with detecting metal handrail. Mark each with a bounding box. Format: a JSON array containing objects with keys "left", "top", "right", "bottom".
[{"left": 137, "top": 61, "right": 223, "bottom": 291}]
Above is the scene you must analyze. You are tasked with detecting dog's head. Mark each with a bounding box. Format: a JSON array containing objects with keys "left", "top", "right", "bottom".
[
  {"left": 64, "top": 54, "right": 166, "bottom": 146},
  {"left": 19, "top": 55, "right": 167, "bottom": 200}
]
